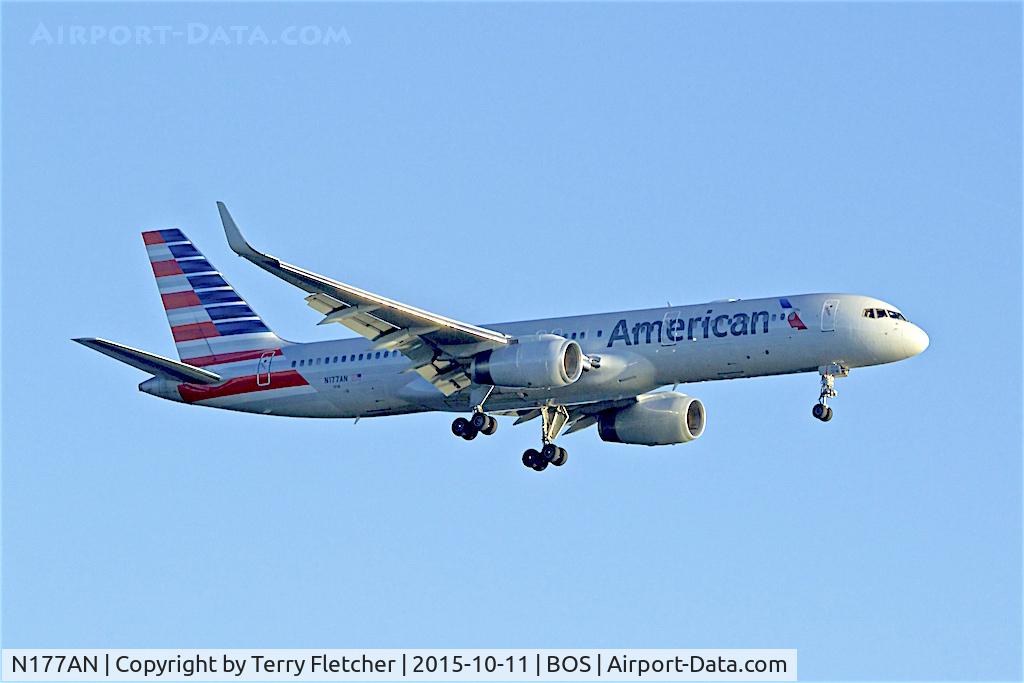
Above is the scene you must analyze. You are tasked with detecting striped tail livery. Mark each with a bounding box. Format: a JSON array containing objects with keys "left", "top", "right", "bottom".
[{"left": 142, "top": 228, "right": 284, "bottom": 370}]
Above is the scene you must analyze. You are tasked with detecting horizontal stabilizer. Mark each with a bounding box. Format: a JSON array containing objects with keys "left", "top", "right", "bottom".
[{"left": 73, "top": 338, "right": 222, "bottom": 384}]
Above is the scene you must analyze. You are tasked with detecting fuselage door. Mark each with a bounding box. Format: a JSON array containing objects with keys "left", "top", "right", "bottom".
[
  {"left": 821, "top": 299, "right": 839, "bottom": 332},
  {"left": 661, "top": 310, "right": 682, "bottom": 346},
  {"left": 256, "top": 351, "right": 274, "bottom": 386}
]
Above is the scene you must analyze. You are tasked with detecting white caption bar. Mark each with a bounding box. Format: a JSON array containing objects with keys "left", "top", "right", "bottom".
[{"left": 2, "top": 649, "right": 796, "bottom": 681}]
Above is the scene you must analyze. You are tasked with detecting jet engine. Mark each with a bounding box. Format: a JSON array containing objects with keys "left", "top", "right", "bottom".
[
  {"left": 471, "top": 334, "right": 584, "bottom": 388},
  {"left": 598, "top": 392, "right": 706, "bottom": 446}
]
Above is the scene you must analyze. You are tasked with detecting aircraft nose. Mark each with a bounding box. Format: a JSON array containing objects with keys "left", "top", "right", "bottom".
[{"left": 902, "top": 323, "right": 930, "bottom": 358}]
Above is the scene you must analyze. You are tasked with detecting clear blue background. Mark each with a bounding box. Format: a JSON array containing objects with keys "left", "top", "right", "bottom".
[{"left": 3, "top": 3, "right": 1021, "bottom": 680}]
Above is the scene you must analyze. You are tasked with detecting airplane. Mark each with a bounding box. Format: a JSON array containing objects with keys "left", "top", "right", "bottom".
[{"left": 75, "top": 203, "right": 929, "bottom": 472}]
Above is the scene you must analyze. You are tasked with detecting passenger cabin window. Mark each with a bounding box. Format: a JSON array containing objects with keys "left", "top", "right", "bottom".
[
  {"left": 299, "top": 359, "right": 305, "bottom": 367},
  {"left": 291, "top": 360, "right": 297, "bottom": 368}
]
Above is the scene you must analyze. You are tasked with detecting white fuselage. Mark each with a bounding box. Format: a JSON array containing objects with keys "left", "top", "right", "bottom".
[{"left": 140, "top": 292, "right": 929, "bottom": 418}]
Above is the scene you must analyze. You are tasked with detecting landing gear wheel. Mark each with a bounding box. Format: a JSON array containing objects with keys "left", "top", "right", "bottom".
[
  {"left": 462, "top": 427, "right": 478, "bottom": 440},
  {"left": 471, "top": 412, "right": 489, "bottom": 431},
  {"left": 452, "top": 417, "right": 471, "bottom": 437},
  {"left": 532, "top": 459, "right": 549, "bottom": 472},
  {"left": 551, "top": 447, "right": 568, "bottom": 467},
  {"left": 541, "top": 443, "right": 560, "bottom": 462},
  {"left": 522, "top": 449, "right": 540, "bottom": 468},
  {"left": 823, "top": 406, "right": 834, "bottom": 422},
  {"left": 812, "top": 403, "right": 826, "bottom": 420},
  {"left": 481, "top": 415, "right": 497, "bottom": 436}
]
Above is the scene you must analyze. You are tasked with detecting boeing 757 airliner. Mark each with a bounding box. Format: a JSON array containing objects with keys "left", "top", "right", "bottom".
[{"left": 75, "top": 203, "right": 929, "bottom": 471}]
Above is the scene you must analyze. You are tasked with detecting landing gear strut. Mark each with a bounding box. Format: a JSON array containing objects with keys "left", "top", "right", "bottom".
[
  {"left": 813, "top": 362, "right": 848, "bottom": 422},
  {"left": 522, "top": 404, "right": 569, "bottom": 472}
]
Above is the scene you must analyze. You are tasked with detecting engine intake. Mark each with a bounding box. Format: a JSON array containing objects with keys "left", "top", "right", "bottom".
[
  {"left": 598, "top": 392, "right": 705, "bottom": 446},
  {"left": 471, "top": 334, "right": 583, "bottom": 388}
]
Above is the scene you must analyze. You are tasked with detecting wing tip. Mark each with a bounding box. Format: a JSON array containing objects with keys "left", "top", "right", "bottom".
[
  {"left": 217, "top": 202, "right": 272, "bottom": 265},
  {"left": 217, "top": 201, "right": 249, "bottom": 255}
]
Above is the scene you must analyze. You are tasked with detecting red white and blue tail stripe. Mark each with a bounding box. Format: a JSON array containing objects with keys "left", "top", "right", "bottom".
[{"left": 143, "top": 228, "right": 284, "bottom": 369}]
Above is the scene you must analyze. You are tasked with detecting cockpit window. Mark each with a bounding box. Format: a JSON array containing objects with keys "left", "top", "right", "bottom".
[{"left": 864, "top": 308, "right": 908, "bottom": 321}]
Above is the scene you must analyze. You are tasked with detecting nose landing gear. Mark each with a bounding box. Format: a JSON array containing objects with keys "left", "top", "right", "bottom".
[{"left": 813, "top": 362, "right": 848, "bottom": 422}]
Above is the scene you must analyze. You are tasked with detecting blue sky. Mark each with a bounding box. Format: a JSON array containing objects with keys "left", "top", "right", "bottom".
[{"left": 2, "top": 2, "right": 1021, "bottom": 680}]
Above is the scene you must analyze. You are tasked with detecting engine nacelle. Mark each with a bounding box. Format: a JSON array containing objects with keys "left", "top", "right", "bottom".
[
  {"left": 471, "top": 334, "right": 584, "bottom": 388},
  {"left": 598, "top": 392, "right": 705, "bottom": 446}
]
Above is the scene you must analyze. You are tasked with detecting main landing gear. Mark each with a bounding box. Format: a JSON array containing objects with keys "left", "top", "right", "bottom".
[
  {"left": 449, "top": 389, "right": 570, "bottom": 472},
  {"left": 522, "top": 404, "right": 570, "bottom": 472},
  {"left": 813, "top": 362, "right": 849, "bottom": 422},
  {"left": 522, "top": 443, "right": 568, "bottom": 471},
  {"left": 451, "top": 385, "right": 498, "bottom": 441},
  {"left": 451, "top": 411, "right": 498, "bottom": 440}
]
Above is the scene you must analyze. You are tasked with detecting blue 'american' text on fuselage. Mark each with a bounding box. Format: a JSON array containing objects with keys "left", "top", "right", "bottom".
[{"left": 606, "top": 310, "right": 773, "bottom": 347}]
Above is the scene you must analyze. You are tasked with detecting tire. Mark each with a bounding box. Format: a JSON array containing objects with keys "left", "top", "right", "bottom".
[
  {"left": 541, "top": 443, "right": 559, "bottom": 462},
  {"left": 823, "top": 406, "right": 834, "bottom": 422},
  {"left": 481, "top": 416, "right": 498, "bottom": 436},
  {"left": 452, "top": 417, "right": 470, "bottom": 436},
  {"left": 812, "top": 403, "right": 826, "bottom": 420},
  {"left": 522, "top": 449, "right": 539, "bottom": 468},
  {"left": 532, "top": 460, "right": 549, "bottom": 472},
  {"left": 471, "top": 412, "right": 488, "bottom": 431},
  {"left": 552, "top": 447, "right": 568, "bottom": 467},
  {"left": 462, "top": 428, "right": 478, "bottom": 440}
]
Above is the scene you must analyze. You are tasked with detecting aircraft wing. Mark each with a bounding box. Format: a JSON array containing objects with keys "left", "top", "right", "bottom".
[{"left": 217, "top": 202, "right": 511, "bottom": 396}]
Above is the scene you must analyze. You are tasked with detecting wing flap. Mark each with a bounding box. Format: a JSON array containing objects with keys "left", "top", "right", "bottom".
[{"left": 563, "top": 415, "right": 599, "bottom": 435}]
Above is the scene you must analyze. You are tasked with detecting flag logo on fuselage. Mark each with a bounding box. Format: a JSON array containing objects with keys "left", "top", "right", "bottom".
[{"left": 779, "top": 298, "right": 807, "bottom": 330}]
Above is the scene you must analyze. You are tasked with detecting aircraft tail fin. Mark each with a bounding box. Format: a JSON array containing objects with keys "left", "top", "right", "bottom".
[
  {"left": 141, "top": 228, "right": 284, "bottom": 368},
  {"left": 73, "top": 338, "right": 222, "bottom": 384}
]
